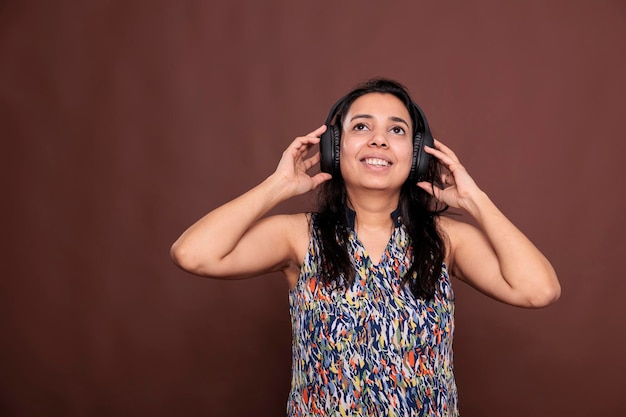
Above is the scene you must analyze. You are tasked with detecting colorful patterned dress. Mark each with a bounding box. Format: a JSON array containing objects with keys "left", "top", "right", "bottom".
[{"left": 287, "top": 211, "right": 458, "bottom": 416}]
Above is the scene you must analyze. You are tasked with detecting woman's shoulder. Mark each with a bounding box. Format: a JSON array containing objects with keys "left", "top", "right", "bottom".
[
  {"left": 435, "top": 214, "right": 477, "bottom": 244},
  {"left": 436, "top": 213, "right": 472, "bottom": 231},
  {"left": 270, "top": 213, "right": 314, "bottom": 288},
  {"left": 435, "top": 213, "right": 487, "bottom": 266},
  {"left": 436, "top": 214, "right": 460, "bottom": 230},
  {"left": 269, "top": 212, "right": 315, "bottom": 244},
  {"left": 266, "top": 212, "right": 311, "bottom": 233},
  {"left": 250, "top": 213, "right": 312, "bottom": 257}
]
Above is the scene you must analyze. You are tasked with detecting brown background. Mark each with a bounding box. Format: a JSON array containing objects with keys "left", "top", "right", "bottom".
[{"left": 1, "top": 1, "right": 625, "bottom": 416}]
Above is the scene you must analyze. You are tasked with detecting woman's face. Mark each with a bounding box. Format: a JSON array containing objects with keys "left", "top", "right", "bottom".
[{"left": 339, "top": 92, "right": 413, "bottom": 191}]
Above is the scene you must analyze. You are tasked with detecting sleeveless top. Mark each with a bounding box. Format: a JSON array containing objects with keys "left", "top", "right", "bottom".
[{"left": 287, "top": 211, "right": 458, "bottom": 416}]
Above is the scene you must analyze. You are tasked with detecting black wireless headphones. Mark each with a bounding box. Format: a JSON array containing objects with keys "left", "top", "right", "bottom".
[{"left": 319, "top": 95, "right": 434, "bottom": 183}]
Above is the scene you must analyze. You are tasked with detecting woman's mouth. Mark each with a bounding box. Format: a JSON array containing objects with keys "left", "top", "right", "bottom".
[{"left": 363, "top": 158, "right": 391, "bottom": 167}]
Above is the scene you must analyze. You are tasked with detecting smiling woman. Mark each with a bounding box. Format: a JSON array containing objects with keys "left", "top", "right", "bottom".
[
  {"left": 170, "top": 77, "right": 560, "bottom": 416},
  {"left": 340, "top": 93, "right": 414, "bottom": 191}
]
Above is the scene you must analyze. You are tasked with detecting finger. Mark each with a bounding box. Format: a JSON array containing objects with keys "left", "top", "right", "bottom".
[
  {"left": 419, "top": 183, "right": 446, "bottom": 203},
  {"left": 417, "top": 181, "right": 433, "bottom": 195},
  {"left": 424, "top": 145, "right": 457, "bottom": 167},
  {"left": 306, "top": 124, "right": 327, "bottom": 137},
  {"left": 426, "top": 143, "right": 464, "bottom": 169},
  {"left": 433, "top": 138, "right": 451, "bottom": 151},
  {"left": 303, "top": 152, "right": 321, "bottom": 170},
  {"left": 290, "top": 135, "right": 320, "bottom": 154},
  {"left": 441, "top": 173, "right": 455, "bottom": 186},
  {"left": 310, "top": 172, "right": 332, "bottom": 189},
  {"left": 417, "top": 181, "right": 442, "bottom": 197},
  {"left": 432, "top": 138, "right": 460, "bottom": 162}
]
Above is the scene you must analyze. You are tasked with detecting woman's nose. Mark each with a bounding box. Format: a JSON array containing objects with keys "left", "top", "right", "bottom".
[{"left": 369, "top": 131, "right": 389, "bottom": 147}]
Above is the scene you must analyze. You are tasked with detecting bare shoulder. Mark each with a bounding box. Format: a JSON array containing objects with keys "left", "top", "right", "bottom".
[
  {"left": 255, "top": 212, "right": 310, "bottom": 252},
  {"left": 435, "top": 215, "right": 481, "bottom": 267},
  {"left": 272, "top": 212, "right": 312, "bottom": 288},
  {"left": 436, "top": 214, "right": 470, "bottom": 235},
  {"left": 436, "top": 214, "right": 482, "bottom": 238},
  {"left": 270, "top": 212, "right": 310, "bottom": 238}
]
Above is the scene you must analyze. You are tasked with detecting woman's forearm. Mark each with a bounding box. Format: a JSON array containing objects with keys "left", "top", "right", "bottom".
[
  {"left": 170, "top": 173, "right": 291, "bottom": 274},
  {"left": 465, "top": 191, "right": 561, "bottom": 306}
]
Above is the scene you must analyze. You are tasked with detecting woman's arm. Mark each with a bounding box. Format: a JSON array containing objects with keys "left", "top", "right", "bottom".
[
  {"left": 418, "top": 139, "right": 561, "bottom": 308},
  {"left": 170, "top": 126, "right": 331, "bottom": 280}
]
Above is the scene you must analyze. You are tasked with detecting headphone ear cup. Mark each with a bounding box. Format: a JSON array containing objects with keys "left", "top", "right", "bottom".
[
  {"left": 408, "top": 100, "right": 434, "bottom": 183},
  {"left": 319, "top": 124, "right": 334, "bottom": 174},
  {"left": 409, "top": 130, "right": 433, "bottom": 182},
  {"left": 331, "top": 125, "right": 341, "bottom": 175},
  {"left": 409, "top": 132, "right": 422, "bottom": 182},
  {"left": 320, "top": 124, "right": 342, "bottom": 175}
]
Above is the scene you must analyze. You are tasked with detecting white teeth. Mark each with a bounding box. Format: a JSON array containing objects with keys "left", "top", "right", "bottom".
[{"left": 364, "top": 158, "right": 390, "bottom": 167}]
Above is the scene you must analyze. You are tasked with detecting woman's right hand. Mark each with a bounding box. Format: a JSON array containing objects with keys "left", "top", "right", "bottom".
[
  {"left": 273, "top": 125, "right": 333, "bottom": 198},
  {"left": 171, "top": 125, "right": 332, "bottom": 280}
]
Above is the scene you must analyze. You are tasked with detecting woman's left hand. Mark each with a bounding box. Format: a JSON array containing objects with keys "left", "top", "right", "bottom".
[
  {"left": 417, "top": 139, "right": 482, "bottom": 211},
  {"left": 418, "top": 138, "right": 560, "bottom": 308}
]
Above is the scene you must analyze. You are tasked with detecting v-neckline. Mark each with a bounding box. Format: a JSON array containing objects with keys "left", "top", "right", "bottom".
[
  {"left": 352, "top": 228, "right": 397, "bottom": 267},
  {"left": 345, "top": 206, "right": 402, "bottom": 267}
]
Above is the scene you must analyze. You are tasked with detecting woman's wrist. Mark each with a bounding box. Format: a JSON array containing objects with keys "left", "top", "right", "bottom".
[
  {"left": 260, "top": 172, "right": 297, "bottom": 205},
  {"left": 462, "top": 189, "right": 495, "bottom": 220}
]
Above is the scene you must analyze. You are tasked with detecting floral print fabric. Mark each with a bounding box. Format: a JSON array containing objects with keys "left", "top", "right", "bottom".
[{"left": 287, "top": 213, "right": 458, "bottom": 416}]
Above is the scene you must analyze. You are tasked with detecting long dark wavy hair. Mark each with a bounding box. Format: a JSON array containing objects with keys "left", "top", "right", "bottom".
[{"left": 315, "top": 77, "right": 447, "bottom": 300}]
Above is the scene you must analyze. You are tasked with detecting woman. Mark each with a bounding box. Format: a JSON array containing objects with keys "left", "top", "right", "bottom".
[{"left": 170, "top": 78, "right": 560, "bottom": 416}]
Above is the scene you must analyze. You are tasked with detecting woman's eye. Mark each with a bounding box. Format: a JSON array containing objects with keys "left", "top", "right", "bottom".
[
  {"left": 353, "top": 123, "right": 369, "bottom": 131},
  {"left": 391, "top": 126, "right": 406, "bottom": 134}
]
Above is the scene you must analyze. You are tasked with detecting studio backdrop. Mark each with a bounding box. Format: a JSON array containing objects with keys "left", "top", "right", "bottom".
[{"left": 1, "top": 1, "right": 625, "bottom": 416}]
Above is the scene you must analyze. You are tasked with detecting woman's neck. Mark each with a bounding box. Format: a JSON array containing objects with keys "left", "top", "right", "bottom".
[{"left": 346, "top": 189, "right": 400, "bottom": 229}]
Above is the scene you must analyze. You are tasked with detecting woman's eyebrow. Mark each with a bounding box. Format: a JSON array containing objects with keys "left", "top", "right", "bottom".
[
  {"left": 349, "top": 114, "right": 373, "bottom": 122},
  {"left": 348, "top": 114, "right": 410, "bottom": 128},
  {"left": 390, "top": 116, "right": 409, "bottom": 127}
]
